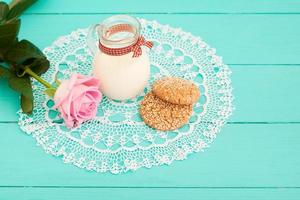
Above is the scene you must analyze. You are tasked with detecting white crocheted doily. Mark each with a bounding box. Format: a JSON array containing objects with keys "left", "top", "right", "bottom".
[{"left": 18, "top": 18, "right": 233, "bottom": 174}]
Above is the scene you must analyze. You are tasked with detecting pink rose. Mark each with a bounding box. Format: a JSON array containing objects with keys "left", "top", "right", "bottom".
[{"left": 54, "top": 73, "right": 102, "bottom": 128}]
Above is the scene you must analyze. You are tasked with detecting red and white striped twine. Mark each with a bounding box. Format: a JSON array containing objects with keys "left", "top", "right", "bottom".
[{"left": 98, "top": 24, "right": 153, "bottom": 57}]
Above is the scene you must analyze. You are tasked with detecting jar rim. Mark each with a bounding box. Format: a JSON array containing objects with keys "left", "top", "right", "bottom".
[{"left": 99, "top": 15, "right": 141, "bottom": 48}]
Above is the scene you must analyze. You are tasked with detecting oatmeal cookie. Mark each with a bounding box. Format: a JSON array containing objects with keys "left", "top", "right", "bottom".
[
  {"left": 152, "top": 77, "right": 200, "bottom": 105},
  {"left": 140, "top": 92, "right": 192, "bottom": 131}
]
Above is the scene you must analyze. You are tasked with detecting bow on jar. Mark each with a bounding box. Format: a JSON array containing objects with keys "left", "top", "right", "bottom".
[
  {"left": 99, "top": 36, "right": 153, "bottom": 58},
  {"left": 131, "top": 36, "right": 153, "bottom": 57}
]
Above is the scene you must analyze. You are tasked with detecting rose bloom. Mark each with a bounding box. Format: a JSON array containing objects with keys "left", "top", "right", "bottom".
[{"left": 54, "top": 73, "right": 102, "bottom": 128}]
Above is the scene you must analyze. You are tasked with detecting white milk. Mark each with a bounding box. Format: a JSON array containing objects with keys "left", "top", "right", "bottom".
[{"left": 92, "top": 49, "right": 150, "bottom": 100}]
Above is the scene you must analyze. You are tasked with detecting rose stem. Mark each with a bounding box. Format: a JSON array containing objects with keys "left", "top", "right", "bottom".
[{"left": 24, "top": 66, "right": 53, "bottom": 88}]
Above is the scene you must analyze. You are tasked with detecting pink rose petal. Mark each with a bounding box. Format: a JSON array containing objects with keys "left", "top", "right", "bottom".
[{"left": 53, "top": 73, "right": 102, "bottom": 129}]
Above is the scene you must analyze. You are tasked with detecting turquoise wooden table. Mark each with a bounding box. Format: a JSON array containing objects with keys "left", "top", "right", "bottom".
[{"left": 1, "top": 0, "right": 300, "bottom": 199}]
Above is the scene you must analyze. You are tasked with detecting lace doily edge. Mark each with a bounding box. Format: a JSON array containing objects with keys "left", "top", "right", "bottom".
[{"left": 16, "top": 19, "right": 234, "bottom": 174}]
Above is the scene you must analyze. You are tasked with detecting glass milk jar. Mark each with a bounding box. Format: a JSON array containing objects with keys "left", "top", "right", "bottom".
[{"left": 87, "top": 15, "right": 153, "bottom": 100}]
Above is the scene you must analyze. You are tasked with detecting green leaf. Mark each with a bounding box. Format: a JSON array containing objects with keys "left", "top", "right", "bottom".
[
  {"left": 0, "top": 19, "right": 20, "bottom": 60},
  {"left": 21, "top": 94, "right": 33, "bottom": 114},
  {"left": 0, "top": 2, "right": 9, "bottom": 22},
  {"left": 6, "top": 0, "right": 37, "bottom": 21},
  {"left": 8, "top": 75, "right": 33, "bottom": 99},
  {"left": 0, "top": 20, "right": 21, "bottom": 50},
  {"left": 5, "top": 39, "right": 50, "bottom": 75},
  {"left": 8, "top": 75, "right": 34, "bottom": 114},
  {"left": 4, "top": 39, "right": 44, "bottom": 64},
  {"left": 44, "top": 88, "right": 56, "bottom": 98},
  {"left": 8, "top": 74, "right": 34, "bottom": 114}
]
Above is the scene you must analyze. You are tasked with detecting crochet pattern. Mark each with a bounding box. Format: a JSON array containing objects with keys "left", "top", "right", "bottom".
[{"left": 18, "top": 18, "right": 233, "bottom": 174}]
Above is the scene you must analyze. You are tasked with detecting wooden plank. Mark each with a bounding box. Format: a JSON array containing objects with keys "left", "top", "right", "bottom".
[
  {"left": 1, "top": 188, "right": 300, "bottom": 200},
  {"left": 9, "top": 0, "right": 300, "bottom": 14},
  {"left": 14, "top": 15, "right": 300, "bottom": 65},
  {"left": 0, "top": 123, "right": 299, "bottom": 187},
  {"left": 231, "top": 66, "right": 300, "bottom": 122},
  {"left": 1, "top": 65, "right": 300, "bottom": 122}
]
